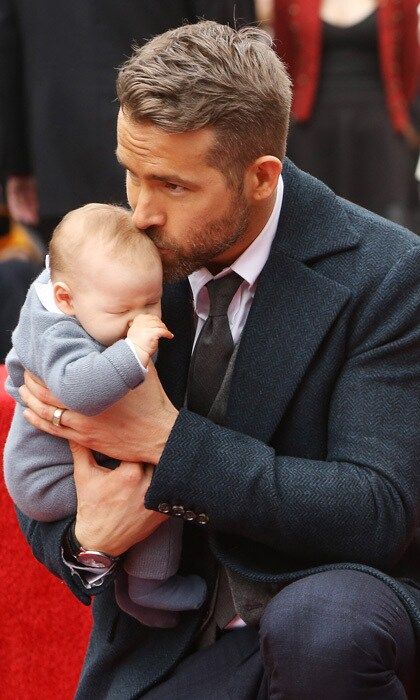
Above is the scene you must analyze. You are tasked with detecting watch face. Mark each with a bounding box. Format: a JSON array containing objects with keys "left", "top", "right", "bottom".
[{"left": 77, "top": 551, "right": 113, "bottom": 569}]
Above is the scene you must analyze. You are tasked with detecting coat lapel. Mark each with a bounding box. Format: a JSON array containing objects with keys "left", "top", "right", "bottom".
[
  {"left": 225, "top": 248, "right": 351, "bottom": 442},
  {"left": 225, "top": 160, "right": 359, "bottom": 442}
]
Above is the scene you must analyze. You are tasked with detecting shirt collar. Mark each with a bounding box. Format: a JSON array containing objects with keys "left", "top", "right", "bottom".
[
  {"left": 189, "top": 175, "right": 284, "bottom": 303},
  {"left": 33, "top": 258, "right": 65, "bottom": 315}
]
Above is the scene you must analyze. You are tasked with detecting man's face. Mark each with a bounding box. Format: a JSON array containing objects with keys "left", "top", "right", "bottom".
[{"left": 116, "top": 111, "right": 251, "bottom": 281}]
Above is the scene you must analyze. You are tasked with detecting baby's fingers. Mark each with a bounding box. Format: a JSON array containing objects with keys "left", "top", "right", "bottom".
[{"left": 157, "top": 326, "right": 174, "bottom": 340}]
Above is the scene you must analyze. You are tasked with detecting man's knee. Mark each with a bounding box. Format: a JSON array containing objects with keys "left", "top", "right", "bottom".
[
  {"left": 259, "top": 569, "right": 414, "bottom": 668},
  {"left": 258, "top": 570, "right": 416, "bottom": 698}
]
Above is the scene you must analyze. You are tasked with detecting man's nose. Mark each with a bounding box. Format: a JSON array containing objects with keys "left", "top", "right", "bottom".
[{"left": 132, "top": 193, "right": 165, "bottom": 231}]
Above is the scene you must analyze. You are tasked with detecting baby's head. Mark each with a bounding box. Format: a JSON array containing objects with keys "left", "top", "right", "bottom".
[{"left": 49, "top": 203, "right": 163, "bottom": 346}]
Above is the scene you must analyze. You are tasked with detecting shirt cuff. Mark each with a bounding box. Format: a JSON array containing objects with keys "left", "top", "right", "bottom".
[
  {"left": 61, "top": 547, "right": 116, "bottom": 590},
  {"left": 125, "top": 338, "right": 149, "bottom": 373}
]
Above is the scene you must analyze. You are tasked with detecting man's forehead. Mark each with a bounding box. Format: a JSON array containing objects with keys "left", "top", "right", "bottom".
[{"left": 116, "top": 110, "right": 216, "bottom": 168}]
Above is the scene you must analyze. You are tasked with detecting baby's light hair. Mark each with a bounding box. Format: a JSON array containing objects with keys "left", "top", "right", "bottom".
[{"left": 49, "top": 203, "right": 161, "bottom": 280}]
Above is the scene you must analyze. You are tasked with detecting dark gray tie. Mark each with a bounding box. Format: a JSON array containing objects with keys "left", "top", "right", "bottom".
[{"left": 187, "top": 272, "right": 242, "bottom": 417}]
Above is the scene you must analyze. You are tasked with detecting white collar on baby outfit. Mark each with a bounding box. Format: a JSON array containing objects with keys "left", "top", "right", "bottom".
[{"left": 33, "top": 255, "right": 65, "bottom": 315}]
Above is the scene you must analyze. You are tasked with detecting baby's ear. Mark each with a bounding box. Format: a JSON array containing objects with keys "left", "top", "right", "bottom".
[{"left": 53, "top": 281, "right": 75, "bottom": 315}]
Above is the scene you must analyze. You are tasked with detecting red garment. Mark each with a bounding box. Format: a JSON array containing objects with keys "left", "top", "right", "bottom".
[{"left": 274, "top": 0, "right": 419, "bottom": 133}]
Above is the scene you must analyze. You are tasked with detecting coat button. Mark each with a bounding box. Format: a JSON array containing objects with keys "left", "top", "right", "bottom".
[
  {"left": 288, "top": 3, "right": 299, "bottom": 15},
  {"left": 158, "top": 502, "right": 171, "bottom": 514},
  {"left": 171, "top": 505, "right": 185, "bottom": 517},
  {"left": 196, "top": 513, "right": 209, "bottom": 526},
  {"left": 183, "top": 510, "right": 196, "bottom": 522}
]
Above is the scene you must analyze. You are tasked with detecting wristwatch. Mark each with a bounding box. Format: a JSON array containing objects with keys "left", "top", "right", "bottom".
[{"left": 64, "top": 520, "right": 119, "bottom": 569}]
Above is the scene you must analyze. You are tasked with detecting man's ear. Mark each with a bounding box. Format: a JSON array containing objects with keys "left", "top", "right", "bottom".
[
  {"left": 244, "top": 156, "right": 282, "bottom": 203},
  {"left": 53, "top": 281, "right": 75, "bottom": 315}
]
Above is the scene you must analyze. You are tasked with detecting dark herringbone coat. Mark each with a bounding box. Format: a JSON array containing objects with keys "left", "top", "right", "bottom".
[{"left": 17, "top": 161, "right": 420, "bottom": 698}]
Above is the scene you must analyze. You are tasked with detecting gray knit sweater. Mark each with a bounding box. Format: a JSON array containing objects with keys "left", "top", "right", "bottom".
[{"left": 4, "top": 269, "right": 145, "bottom": 521}]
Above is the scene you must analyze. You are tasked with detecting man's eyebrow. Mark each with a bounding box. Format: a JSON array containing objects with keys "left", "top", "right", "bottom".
[
  {"left": 149, "top": 173, "right": 197, "bottom": 188},
  {"left": 114, "top": 151, "right": 197, "bottom": 188}
]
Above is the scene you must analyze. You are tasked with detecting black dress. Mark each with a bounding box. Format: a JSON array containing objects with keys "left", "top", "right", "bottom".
[{"left": 286, "top": 11, "right": 418, "bottom": 228}]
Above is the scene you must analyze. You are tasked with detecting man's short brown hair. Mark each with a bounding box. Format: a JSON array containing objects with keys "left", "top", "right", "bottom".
[{"left": 116, "top": 21, "right": 292, "bottom": 186}]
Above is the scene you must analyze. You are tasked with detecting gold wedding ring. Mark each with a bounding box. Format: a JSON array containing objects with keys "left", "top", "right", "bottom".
[{"left": 51, "top": 407, "right": 65, "bottom": 427}]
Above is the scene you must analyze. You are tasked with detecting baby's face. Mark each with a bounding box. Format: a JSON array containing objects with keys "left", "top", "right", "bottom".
[{"left": 68, "top": 254, "right": 163, "bottom": 346}]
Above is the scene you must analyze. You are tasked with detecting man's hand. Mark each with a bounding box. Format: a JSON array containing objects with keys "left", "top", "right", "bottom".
[
  {"left": 19, "top": 363, "right": 179, "bottom": 465},
  {"left": 70, "top": 442, "right": 168, "bottom": 556},
  {"left": 127, "top": 314, "right": 173, "bottom": 367},
  {"left": 6, "top": 175, "right": 39, "bottom": 226}
]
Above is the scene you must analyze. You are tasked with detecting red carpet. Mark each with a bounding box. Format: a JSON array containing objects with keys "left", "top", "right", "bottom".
[{"left": 0, "top": 365, "right": 91, "bottom": 699}]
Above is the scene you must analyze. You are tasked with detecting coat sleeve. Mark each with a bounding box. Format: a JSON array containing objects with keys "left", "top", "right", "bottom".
[
  {"left": 14, "top": 508, "right": 110, "bottom": 604},
  {"left": 0, "top": 0, "right": 31, "bottom": 177},
  {"left": 145, "top": 246, "right": 420, "bottom": 572},
  {"left": 38, "top": 321, "right": 146, "bottom": 415}
]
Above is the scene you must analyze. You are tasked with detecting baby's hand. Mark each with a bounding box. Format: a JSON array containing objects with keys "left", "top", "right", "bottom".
[{"left": 127, "top": 315, "right": 174, "bottom": 367}]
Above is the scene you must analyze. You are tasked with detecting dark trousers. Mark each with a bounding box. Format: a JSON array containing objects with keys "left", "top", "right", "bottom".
[{"left": 144, "top": 570, "right": 417, "bottom": 699}]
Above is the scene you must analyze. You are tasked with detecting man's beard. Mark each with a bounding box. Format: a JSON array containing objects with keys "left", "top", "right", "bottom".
[{"left": 145, "top": 194, "right": 251, "bottom": 282}]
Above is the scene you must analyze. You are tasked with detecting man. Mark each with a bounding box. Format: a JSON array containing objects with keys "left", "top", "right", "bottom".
[{"left": 16, "top": 21, "right": 419, "bottom": 699}]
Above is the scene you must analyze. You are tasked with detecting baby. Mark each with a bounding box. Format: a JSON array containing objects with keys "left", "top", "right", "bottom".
[{"left": 4, "top": 203, "right": 206, "bottom": 628}]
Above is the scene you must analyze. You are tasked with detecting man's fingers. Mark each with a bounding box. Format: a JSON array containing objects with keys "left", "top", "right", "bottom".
[
  {"left": 19, "top": 383, "right": 69, "bottom": 424},
  {"left": 20, "top": 385, "right": 83, "bottom": 442},
  {"left": 71, "top": 442, "right": 110, "bottom": 485},
  {"left": 117, "top": 460, "right": 145, "bottom": 480},
  {"left": 69, "top": 441, "right": 92, "bottom": 460},
  {"left": 70, "top": 444, "right": 143, "bottom": 485},
  {"left": 23, "top": 370, "right": 66, "bottom": 408},
  {"left": 24, "top": 369, "right": 46, "bottom": 389},
  {"left": 22, "top": 405, "right": 79, "bottom": 442}
]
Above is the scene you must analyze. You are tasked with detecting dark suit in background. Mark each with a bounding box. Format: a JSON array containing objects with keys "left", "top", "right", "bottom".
[
  {"left": 0, "top": 258, "right": 39, "bottom": 362},
  {"left": 0, "top": 0, "right": 256, "bottom": 240},
  {"left": 17, "top": 161, "right": 420, "bottom": 697}
]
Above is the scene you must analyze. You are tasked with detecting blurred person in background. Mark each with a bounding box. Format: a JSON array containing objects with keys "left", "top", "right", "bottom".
[
  {"left": 0, "top": 0, "right": 256, "bottom": 246},
  {"left": 274, "top": 0, "right": 420, "bottom": 230},
  {"left": 0, "top": 203, "right": 41, "bottom": 362}
]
